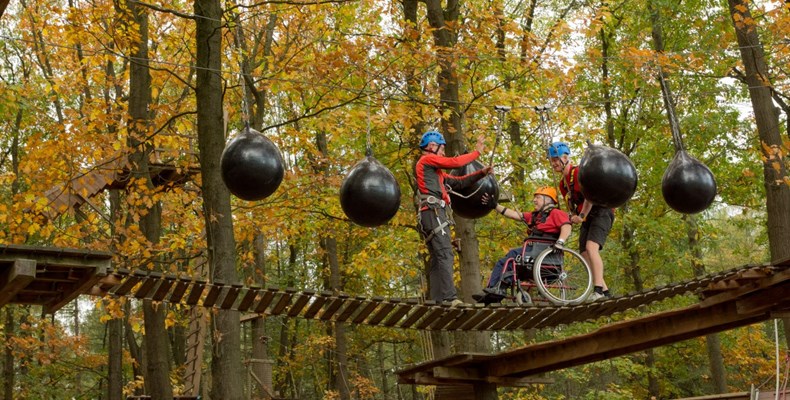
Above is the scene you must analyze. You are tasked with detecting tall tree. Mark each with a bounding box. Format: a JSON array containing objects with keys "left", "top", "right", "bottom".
[
  {"left": 726, "top": 0, "right": 790, "bottom": 346},
  {"left": 118, "top": 0, "right": 173, "bottom": 396},
  {"left": 194, "top": 0, "right": 244, "bottom": 398}
]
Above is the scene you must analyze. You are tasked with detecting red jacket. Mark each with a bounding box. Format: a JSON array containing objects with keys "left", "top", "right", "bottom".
[{"left": 415, "top": 150, "right": 485, "bottom": 206}]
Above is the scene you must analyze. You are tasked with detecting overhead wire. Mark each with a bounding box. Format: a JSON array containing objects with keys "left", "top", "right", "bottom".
[{"left": 0, "top": 10, "right": 788, "bottom": 114}]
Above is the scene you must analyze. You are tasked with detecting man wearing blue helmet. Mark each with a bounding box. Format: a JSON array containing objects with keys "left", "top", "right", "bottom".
[
  {"left": 548, "top": 141, "right": 614, "bottom": 302},
  {"left": 416, "top": 130, "right": 491, "bottom": 306}
]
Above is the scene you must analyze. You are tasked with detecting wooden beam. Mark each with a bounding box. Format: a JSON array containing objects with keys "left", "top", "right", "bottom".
[
  {"left": 485, "top": 300, "right": 769, "bottom": 378},
  {"left": 0, "top": 259, "right": 37, "bottom": 307},
  {"left": 44, "top": 260, "right": 109, "bottom": 314}
]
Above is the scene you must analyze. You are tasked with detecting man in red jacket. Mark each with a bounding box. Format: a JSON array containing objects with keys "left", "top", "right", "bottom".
[
  {"left": 416, "top": 130, "right": 490, "bottom": 305},
  {"left": 548, "top": 142, "right": 614, "bottom": 302}
]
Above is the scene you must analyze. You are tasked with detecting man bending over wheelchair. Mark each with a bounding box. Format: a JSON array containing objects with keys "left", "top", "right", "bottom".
[{"left": 474, "top": 187, "right": 572, "bottom": 304}]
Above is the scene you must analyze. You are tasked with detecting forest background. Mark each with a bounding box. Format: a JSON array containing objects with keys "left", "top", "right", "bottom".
[{"left": 0, "top": 0, "right": 789, "bottom": 398}]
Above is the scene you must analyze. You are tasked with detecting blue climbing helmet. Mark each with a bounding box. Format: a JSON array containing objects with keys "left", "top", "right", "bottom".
[
  {"left": 419, "top": 130, "right": 446, "bottom": 149},
  {"left": 547, "top": 142, "right": 571, "bottom": 158}
]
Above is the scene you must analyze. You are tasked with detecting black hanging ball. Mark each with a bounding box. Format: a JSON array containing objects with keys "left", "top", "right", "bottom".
[
  {"left": 339, "top": 156, "right": 401, "bottom": 227},
  {"left": 220, "top": 126, "right": 285, "bottom": 201},
  {"left": 578, "top": 144, "right": 638, "bottom": 208},
  {"left": 662, "top": 150, "right": 717, "bottom": 214},
  {"left": 449, "top": 160, "right": 499, "bottom": 219}
]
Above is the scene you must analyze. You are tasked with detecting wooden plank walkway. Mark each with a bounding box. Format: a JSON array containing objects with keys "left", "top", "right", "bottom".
[
  {"left": 3, "top": 244, "right": 788, "bottom": 333},
  {"left": 87, "top": 260, "right": 786, "bottom": 332}
]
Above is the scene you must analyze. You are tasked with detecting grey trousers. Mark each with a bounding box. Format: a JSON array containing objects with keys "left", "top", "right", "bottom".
[{"left": 419, "top": 207, "right": 457, "bottom": 302}]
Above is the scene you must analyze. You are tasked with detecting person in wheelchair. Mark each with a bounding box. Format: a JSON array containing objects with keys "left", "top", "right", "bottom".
[{"left": 473, "top": 186, "right": 572, "bottom": 304}]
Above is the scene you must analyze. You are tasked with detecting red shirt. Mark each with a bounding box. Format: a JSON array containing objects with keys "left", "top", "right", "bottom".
[{"left": 521, "top": 207, "right": 570, "bottom": 237}]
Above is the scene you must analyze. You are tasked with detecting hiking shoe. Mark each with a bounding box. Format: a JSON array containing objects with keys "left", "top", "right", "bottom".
[
  {"left": 483, "top": 287, "right": 507, "bottom": 297},
  {"left": 449, "top": 299, "right": 466, "bottom": 307},
  {"left": 472, "top": 293, "right": 486, "bottom": 303},
  {"left": 586, "top": 292, "right": 605, "bottom": 303}
]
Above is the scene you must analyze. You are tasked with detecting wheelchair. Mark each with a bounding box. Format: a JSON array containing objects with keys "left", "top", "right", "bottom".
[{"left": 492, "top": 238, "right": 593, "bottom": 306}]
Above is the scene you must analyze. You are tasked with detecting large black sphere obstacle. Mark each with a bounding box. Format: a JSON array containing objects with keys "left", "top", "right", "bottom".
[
  {"left": 578, "top": 144, "right": 638, "bottom": 208},
  {"left": 662, "top": 150, "right": 717, "bottom": 214},
  {"left": 220, "top": 126, "right": 285, "bottom": 201},
  {"left": 449, "top": 160, "right": 499, "bottom": 219},
  {"left": 339, "top": 156, "right": 401, "bottom": 227}
]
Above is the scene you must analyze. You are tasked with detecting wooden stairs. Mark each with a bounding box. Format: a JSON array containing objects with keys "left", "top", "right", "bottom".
[{"left": 42, "top": 150, "right": 198, "bottom": 221}]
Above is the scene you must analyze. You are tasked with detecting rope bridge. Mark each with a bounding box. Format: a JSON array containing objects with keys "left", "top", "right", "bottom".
[{"left": 2, "top": 244, "right": 787, "bottom": 331}]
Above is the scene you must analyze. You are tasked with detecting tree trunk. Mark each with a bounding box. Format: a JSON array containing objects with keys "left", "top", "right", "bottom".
[
  {"left": 315, "top": 131, "right": 351, "bottom": 400},
  {"left": 3, "top": 307, "right": 14, "bottom": 400},
  {"left": 194, "top": 0, "right": 244, "bottom": 398},
  {"left": 728, "top": 0, "right": 790, "bottom": 350},
  {"left": 727, "top": 0, "right": 790, "bottom": 263},
  {"left": 124, "top": 1, "right": 172, "bottom": 396},
  {"left": 124, "top": 302, "right": 145, "bottom": 396},
  {"left": 252, "top": 233, "right": 273, "bottom": 398},
  {"left": 107, "top": 310, "right": 124, "bottom": 400}
]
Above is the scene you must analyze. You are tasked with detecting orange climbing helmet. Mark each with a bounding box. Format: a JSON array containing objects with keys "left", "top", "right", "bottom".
[{"left": 534, "top": 186, "right": 558, "bottom": 203}]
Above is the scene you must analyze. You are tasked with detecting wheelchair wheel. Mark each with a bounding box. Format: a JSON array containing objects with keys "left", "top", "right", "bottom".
[
  {"left": 514, "top": 287, "right": 532, "bottom": 306},
  {"left": 532, "top": 246, "right": 592, "bottom": 305}
]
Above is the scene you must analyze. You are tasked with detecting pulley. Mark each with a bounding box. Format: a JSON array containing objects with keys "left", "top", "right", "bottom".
[
  {"left": 577, "top": 144, "right": 638, "bottom": 208},
  {"left": 220, "top": 126, "right": 285, "bottom": 201},
  {"left": 339, "top": 156, "right": 401, "bottom": 227}
]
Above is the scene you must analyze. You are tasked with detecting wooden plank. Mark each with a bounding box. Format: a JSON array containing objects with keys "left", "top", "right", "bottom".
[
  {"left": 429, "top": 306, "right": 468, "bottom": 331},
  {"left": 270, "top": 289, "right": 295, "bottom": 315},
  {"left": 472, "top": 305, "right": 515, "bottom": 331},
  {"left": 286, "top": 292, "right": 314, "bottom": 317},
  {"left": 398, "top": 304, "right": 433, "bottom": 329},
  {"left": 382, "top": 299, "right": 418, "bottom": 327},
  {"left": 502, "top": 307, "right": 550, "bottom": 330},
  {"left": 415, "top": 306, "right": 449, "bottom": 330},
  {"left": 488, "top": 306, "right": 528, "bottom": 331},
  {"left": 444, "top": 305, "right": 486, "bottom": 330},
  {"left": 0, "top": 259, "right": 36, "bottom": 307},
  {"left": 319, "top": 294, "right": 348, "bottom": 321},
  {"left": 366, "top": 299, "right": 398, "bottom": 325},
  {"left": 202, "top": 284, "right": 224, "bottom": 307},
  {"left": 220, "top": 285, "right": 242, "bottom": 310},
  {"left": 235, "top": 286, "right": 262, "bottom": 312},
  {"left": 351, "top": 297, "right": 383, "bottom": 324},
  {"left": 133, "top": 273, "right": 161, "bottom": 299},
  {"left": 168, "top": 280, "right": 190, "bottom": 304},
  {"left": 303, "top": 292, "right": 332, "bottom": 319},
  {"left": 334, "top": 297, "right": 365, "bottom": 323},
  {"left": 458, "top": 307, "right": 496, "bottom": 330},
  {"left": 151, "top": 276, "right": 175, "bottom": 302},
  {"left": 531, "top": 308, "right": 572, "bottom": 329},
  {"left": 111, "top": 273, "right": 142, "bottom": 297},
  {"left": 253, "top": 289, "right": 278, "bottom": 314},
  {"left": 0, "top": 245, "right": 112, "bottom": 269},
  {"left": 185, "top": 281, "right": 208, "bottom": 305}
]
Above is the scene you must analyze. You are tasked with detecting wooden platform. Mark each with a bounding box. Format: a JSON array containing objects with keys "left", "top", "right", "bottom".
[{"left": 0, "top": 244, "right": 111, "bottom": 313}]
